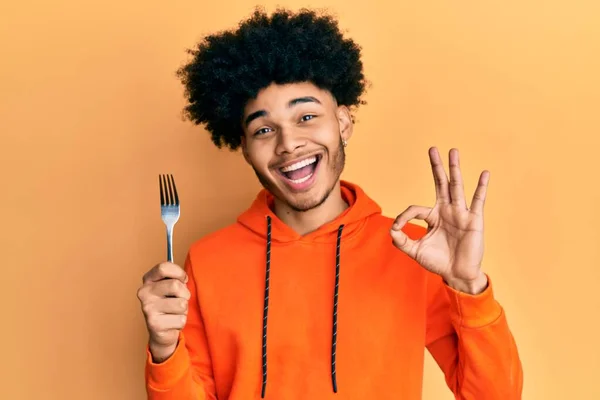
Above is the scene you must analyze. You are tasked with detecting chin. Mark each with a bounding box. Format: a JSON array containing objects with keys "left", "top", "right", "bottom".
[
  {"left": 253, "top": 167, "right": 333, "bottom": 213},
  {"left": 282, "top": 184, "right": 331, "bottom": 212}
]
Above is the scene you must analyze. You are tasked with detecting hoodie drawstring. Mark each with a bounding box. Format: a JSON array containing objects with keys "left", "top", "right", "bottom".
[
  {"left": 261, "top": 216, "right": 345, "bottom": 398},
  {"left": 331, "top": 224, "right": 344, "bottom": 393},
  {"left": 261, "top": 216, "right": 272, "bottom": 398}
]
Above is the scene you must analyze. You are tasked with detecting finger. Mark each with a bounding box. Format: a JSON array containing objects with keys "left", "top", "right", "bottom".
[
  {"left": 470, "top": 170, "right": 490, "bottom": 215},
  {"left": 429, "top": 147, "right": 450, "bottom": 204},
  {"left": 147, "top": 313, "right": 187, "bottom": 333},
  {"left": 151, "top": 279, "right": 191, "bottom": 300},
  {"left": 448, "top": 148, "right": 467, "bottom": 208},
  {"left": 390, "top": 229, "right": 418, "bottom": 259},
  {"left": 152, "top": 297, "right": 189, "bottom": 315},
  {"left": 391, "top": 205, "right": 433, "bottom": 231},
  {"left": 143, "top": 262, "right": 188, "bottom": 285}
]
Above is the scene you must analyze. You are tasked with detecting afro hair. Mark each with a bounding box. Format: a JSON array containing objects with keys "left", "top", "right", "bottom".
[{"left": 176, "top": 7, "right": 368, "bottom": 151}]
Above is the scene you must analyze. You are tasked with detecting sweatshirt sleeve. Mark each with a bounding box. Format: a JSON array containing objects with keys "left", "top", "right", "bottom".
[
  {"left": 425, "top": 272, "right": 523, "bottom": 400},
  {"left": 144, "top": 254, "right": 217, "bottom": 400}
]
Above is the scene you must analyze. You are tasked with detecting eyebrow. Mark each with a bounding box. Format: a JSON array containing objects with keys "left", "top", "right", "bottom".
[{"left": 244, "top": 96, "right": 322, "bottom": 127}]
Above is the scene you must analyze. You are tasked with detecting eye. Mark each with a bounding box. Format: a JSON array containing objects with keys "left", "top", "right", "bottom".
[
  {"left": 254, "top": 127, "right": 273, "bottom": 136},
  {"left": 300, "top": 114, "right": 316, "bottom": 122}
]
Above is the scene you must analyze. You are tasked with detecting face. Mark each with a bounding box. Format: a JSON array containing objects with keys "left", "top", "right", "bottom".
[{"left": 241, "top": 82, "right": 353, "bottom": 212}]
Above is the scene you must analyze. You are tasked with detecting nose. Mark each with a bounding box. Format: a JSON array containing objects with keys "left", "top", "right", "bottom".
[{"left": 274, "top": 126, "right": 307, "bottom": 155}]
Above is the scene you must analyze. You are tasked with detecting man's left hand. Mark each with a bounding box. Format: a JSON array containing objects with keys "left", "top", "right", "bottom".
[{"left": 390, "top": 147, "right": 489, "bottom": 295}]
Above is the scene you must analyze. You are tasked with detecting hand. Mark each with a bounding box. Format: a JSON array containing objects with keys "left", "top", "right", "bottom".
[
  {"left": 137, "top": 262, "right": 190, "bottom": 363},
  {"left": 390, "top": 147, "right": 489, "bottom": 294}
]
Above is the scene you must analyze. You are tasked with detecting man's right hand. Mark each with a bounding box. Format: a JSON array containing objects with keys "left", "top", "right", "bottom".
[{"left": 137, "top": 262, "right": 190, "bottom": 363}]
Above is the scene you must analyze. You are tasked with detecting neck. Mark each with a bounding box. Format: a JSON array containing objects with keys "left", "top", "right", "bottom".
[{"left": 274, "top": 181, "right": 348, "bottom": 236}]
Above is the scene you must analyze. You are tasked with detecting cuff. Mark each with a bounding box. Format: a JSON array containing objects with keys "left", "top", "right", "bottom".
[
  {"left": 146, "top": 333, "right": 190, "bottom": 391},
  {"left": 446, "top": 274, "right": 503, "bottom": 328}
]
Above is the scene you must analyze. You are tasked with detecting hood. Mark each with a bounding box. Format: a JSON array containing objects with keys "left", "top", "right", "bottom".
[{"left": 237, "top": 180, "right": 382, "bottom": 243}]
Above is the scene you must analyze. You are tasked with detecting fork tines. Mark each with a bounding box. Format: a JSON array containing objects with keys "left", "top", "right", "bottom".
[{"left": 159, "top": 174, "right": 179, "bottom": 206}]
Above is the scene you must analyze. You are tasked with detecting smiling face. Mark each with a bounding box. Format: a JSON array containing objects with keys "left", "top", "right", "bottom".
[{"left": 241, "top": 82, "right": 353, "bottom": 212}]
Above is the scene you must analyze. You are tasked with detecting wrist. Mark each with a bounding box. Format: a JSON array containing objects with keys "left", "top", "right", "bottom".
[
  {"left": 444, "top": 271, "right": 488, "bottom": 295},
  {"left": 149, "top": 342, "right": 177, "bottom": 364}
]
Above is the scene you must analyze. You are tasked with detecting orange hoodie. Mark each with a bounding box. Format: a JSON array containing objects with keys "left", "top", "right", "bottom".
[{"left": 145, "top": 181, "right": 523, "bottom": 399}]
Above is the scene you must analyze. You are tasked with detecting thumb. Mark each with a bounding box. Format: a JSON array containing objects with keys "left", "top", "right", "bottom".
[
  {"left": 390, "top": 205, "right": 431, "bottom": 259},
  {"left": 390, "top": 228, "right": 418, "bottom": 259}
]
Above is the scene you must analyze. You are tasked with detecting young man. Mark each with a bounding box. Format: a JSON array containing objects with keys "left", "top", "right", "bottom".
[{"left": 137, "top": 8, "right": 523, "bottom": 400}]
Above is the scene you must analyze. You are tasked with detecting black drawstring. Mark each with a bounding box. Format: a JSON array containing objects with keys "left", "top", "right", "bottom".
[
  {"left": 260, "top": 217, "right": 344, "bottom": 398},
  {"left": 261, "top": 216, "right": 272, "bottom": 398},
  {"left": 332, "top": 224, "right": 344, "bottom": 393}
]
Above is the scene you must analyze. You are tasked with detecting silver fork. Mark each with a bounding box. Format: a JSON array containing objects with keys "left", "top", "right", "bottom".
[{"left": 159, "top": 174, "right": 180, "bottom": 263}]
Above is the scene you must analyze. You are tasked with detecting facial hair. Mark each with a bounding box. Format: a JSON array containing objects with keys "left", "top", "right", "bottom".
[{"left": 252, "top": 138, "right": 346, "bottom": 212}]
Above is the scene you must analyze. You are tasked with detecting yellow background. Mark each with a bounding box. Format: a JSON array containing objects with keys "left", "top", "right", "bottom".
[{"left": 2, "top": 0, "right": 599, "bottom": 398}]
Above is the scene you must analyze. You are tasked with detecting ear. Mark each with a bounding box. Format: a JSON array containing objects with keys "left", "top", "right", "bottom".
[
  {"left": 240, "top": 135, "right": 251, "bottom": 165},
  {"left": 337, "top": 105, "right": 354, "bottom": 143}
]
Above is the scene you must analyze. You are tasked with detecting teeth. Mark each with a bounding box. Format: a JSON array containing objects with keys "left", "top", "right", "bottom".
[{"left": 280, "top": 156, "right": 317, "bottom": 172}]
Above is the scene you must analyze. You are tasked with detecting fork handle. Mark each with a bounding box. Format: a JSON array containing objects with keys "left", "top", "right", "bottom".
[{"left": 166, "top": 227, "right": 174, "bottom": 263}]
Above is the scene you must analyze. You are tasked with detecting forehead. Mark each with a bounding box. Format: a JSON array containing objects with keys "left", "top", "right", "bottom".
[{"left": 244, "top": 82, "right": 334, "bottom": 115}]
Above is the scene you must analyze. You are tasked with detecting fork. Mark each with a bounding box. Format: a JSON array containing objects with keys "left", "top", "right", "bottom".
[{"left": 159, "top": 174, "right": 180, "bottom": 263}]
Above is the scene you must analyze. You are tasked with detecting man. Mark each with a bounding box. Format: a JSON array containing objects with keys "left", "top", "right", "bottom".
[{"left": 137, "top": 8, "right": 523, "bottom": 400}]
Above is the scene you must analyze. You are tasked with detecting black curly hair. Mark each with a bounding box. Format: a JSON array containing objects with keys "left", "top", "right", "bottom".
[{"left": 176, "top": 7, "right": 368, "bottom": 151}]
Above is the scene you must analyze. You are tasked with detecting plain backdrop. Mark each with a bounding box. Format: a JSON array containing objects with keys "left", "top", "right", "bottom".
[{"left": 1, "top": 0, "right": 599, "bottom": 398}]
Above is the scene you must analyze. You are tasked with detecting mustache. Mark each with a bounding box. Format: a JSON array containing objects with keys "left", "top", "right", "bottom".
[{"left": 268, "top": 151, "right": 322, "bottom": 169}]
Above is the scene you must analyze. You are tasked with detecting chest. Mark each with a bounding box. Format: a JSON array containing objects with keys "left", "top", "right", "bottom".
[{"left": 203, "top": 241, "right": 428, "bottom": 355}]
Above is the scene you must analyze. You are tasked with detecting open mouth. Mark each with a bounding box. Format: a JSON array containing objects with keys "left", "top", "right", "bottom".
[{"left": 278, "top": 154, "right": 321, "bottom": 185}]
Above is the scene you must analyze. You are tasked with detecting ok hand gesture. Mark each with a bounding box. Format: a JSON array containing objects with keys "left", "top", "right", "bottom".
[{"left": 390, "top": 147, "right": 490, "bottom": 294}]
